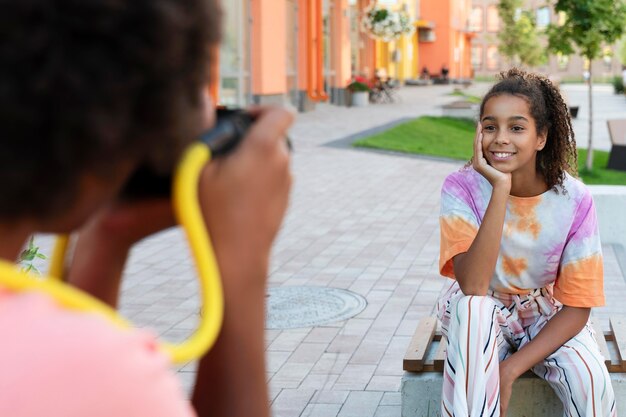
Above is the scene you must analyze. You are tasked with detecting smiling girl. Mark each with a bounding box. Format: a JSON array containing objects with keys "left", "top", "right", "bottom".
[{"left": 437, "top": 68, "right": 616, "bottom": 416}]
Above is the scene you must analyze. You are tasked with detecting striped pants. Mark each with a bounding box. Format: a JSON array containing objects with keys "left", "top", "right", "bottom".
[{"left": 437, "top": 281, "right": 616, "bottom": 417}]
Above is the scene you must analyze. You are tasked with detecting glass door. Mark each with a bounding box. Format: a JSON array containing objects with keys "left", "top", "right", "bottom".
[
  {"left": 322, "top": 0, "right": 335, "bottom": 100},
  {"left": 286, "top": 0, "right": 299, "bottom": 108},
  {"left": 219, "top": 1, "right": 251, "bottom": 107}
]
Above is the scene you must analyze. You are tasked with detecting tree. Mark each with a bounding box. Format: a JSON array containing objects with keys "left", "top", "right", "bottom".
[
  {"left": 497, "top": 0, "right": 546, "bottom": 68},
  {"left": 547, "top": 0, "right": 626, "bottom": 171},
  {"left": 619, "top": 38, "right": 626, "bottom": 66}
]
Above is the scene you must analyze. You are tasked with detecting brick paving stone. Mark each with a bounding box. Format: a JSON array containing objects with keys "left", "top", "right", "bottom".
[
  {"left": 349, "top": 338, "right": 390, "bottom": 365},
  {"left": 333, "top": 364, "right": 377, "bottom": 391},
  {"left": 311, "top": 390, "right": 351, "bottom": 404},
  {"left": 337, "top": 391, "right": 384, "bottom": 417},
  {"left": 366, "top": 375, "right": 401, "bottom": 392},
  {"left": 288, "top": 342, "right": 328, "bottom": 364},
  {"left": 267, "top": 351, "right": 292, "bottom": 373},
  {"left": 301, "top": 403, "right": 342, "bottom": 417},
  {"left": 300, "top": 373, "right": 339, "bottom": 390},
  {"left": 326, "top": 334, "right": 364, "bottom": 354},
  {"left": 272, "top": 389, "right": 316, "bottom": 417},
  {"left": 303, "top": 327, "right": 340, "bottom": 344},
  {"left": 268, "top": 329, "right": 311, "bottom": 352},
  {"left": 271, "top": 362, "right": 315, "bottom": 389},
  {"left": 380, "top": 392, "right": 401, "bottom": 406},
  {"left": 311, "top": 352, "right": 352, "bottom": 375},
  {"left": 374, "top": 405, "right": 401, "bottom": 417}
]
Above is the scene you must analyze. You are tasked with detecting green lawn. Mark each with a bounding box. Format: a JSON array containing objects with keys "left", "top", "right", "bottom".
[
  {"left": 353, "top": 116, "right": 626, "bottom": 185},
  {"left": 448, "top": 90, "right": 482, "bottom": 103}
]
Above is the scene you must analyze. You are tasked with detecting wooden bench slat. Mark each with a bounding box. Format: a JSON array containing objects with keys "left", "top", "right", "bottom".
[
  {"left": 434, "top": 335, "right": 447, "bottom": 371},
  {"left": 403, "top": 316, "right": 437, "bottom": 371},
  {"left": 590, "top": 319, "right": 614, "bottom": 370},
  {"left": 610, "top": 316, "right": 626, "bottom": 370},
  {"left": 406, "top": 316, "right": 626, "bottom": 374}
]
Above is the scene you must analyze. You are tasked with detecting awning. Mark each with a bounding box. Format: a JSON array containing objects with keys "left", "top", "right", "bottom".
[{"left": 414, "top": 20, "right": 435, "bottom": 29}]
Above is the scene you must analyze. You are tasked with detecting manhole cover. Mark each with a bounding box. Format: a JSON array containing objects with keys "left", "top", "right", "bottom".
[{"left": 266, "top": 286, "right": 367, "bottom": 329}]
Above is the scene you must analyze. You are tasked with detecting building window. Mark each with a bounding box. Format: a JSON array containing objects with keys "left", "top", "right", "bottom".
[
  {"left": 556, "top": 53, "right": 569, "bottom": 71},
  {"left": 487, "top": 5, "right": 499, "bottom": 32},
  {"left": 487, "top": 45, "right": 499, "bottom": 70},
  {"left": 470, "top": 6, "right": 483, "bottom": 32},
  {"left": 220, "top": 1, "right": 251, "bottom": 106},
  {"left": 471, "top": 45, "right": 483, "bottom": 70},
  {"left": 536, "top": 7, "right": 550, "bottom": 28},
  {"left": 603, "top": 47, "right": 613, "bottom": 70}
]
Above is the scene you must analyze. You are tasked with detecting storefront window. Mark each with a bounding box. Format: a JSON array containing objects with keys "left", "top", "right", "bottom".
[
  {"left": 286, "top": 0, "right": 298, "bottom": 107},
  {"left": 323, "top": 0, "right": 335, "bottom": 93},
  {"left": 219, "top": 1, "right": 251, "bottom": 107}
]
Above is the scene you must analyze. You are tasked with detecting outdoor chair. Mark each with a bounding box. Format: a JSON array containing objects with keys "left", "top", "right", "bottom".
[
  {"left": 370, "top": 76, "right": 398, "bottom": 104},
  {"left": 607, "top": 119, "right": 626, "bottom": 171}
]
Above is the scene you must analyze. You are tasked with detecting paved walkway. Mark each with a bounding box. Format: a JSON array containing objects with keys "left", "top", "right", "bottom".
[{"left": 33, "top": 82, "right": 626, "bottom": 417}]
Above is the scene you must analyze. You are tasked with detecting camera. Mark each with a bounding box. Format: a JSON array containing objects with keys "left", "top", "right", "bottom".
[{"left": 121, "top": 108, "right": 254, "bottom": 199}]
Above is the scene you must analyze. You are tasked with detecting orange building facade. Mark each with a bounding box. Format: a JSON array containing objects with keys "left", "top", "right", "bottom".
[
  {"left": 218, "top": 0, "right": 472, "bottom": 111},
  {"left": 418, "top": 0, "right": 473, "bottom": 80}
]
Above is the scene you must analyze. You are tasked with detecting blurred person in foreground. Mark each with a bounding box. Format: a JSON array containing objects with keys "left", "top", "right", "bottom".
[{"left": 0, "top": 1, "right": 292, "bottom": 416}]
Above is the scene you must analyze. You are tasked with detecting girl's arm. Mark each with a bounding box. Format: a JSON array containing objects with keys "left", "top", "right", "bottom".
[
  {"left": 453, "top": 124, "right": 511, "bottom": 296},
  {"left": 500, "top": 306, "right": 590, "bottom": 379},
  {"left": 498, "top": 306, "right": 590, "bottom": 414}
]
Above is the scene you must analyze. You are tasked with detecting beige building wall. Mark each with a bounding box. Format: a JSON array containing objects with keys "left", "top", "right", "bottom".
[{"left": 469, "top": 0, "right": 623, "bottom": 81}]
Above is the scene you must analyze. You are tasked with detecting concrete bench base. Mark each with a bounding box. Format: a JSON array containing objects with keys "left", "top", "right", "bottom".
[
  {"left": 401, "top": 371, "right": 626, "bottom": 416},
  {"left": 442, "top": 101, "right": 478, "bottom": 119},
  {"left": 590, "top": 185, "right": 626, "bottom": 250},
  {"left": 402, "top": 317, "right": 626, "bottom": 416}
]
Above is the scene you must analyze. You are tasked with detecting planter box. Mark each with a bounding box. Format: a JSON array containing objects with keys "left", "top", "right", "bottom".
[
  {"left": 442, "top": 100, "right": 478, "bottom": 119},
  {"left": 351, "top": 91, "right": 369, "bottom": 107}
]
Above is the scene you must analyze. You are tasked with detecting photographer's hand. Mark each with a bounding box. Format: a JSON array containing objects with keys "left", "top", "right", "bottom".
[
  {"left": 192, "top": 105, "right": 293, "bottom": 417},
  {"left": 66, "top": 103, "right": 293, "bottom": 417},
  {"left": 67, "top": 198, "right": 176, "bottom": 307}
]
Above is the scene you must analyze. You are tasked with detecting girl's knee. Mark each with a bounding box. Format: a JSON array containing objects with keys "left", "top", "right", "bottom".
[{"left": 452, "top": 295, "right": 497, "bottom": 321}]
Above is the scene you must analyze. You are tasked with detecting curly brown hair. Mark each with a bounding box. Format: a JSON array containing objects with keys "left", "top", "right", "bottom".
[
  {"left": 479, "top": 68, "right": 578, "bottom": 193},
  {"left": 0, "top": 0, "right": 221, "bottom": 220}
]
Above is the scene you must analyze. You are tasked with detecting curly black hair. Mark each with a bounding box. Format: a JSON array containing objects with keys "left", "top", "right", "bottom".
[
  {"left": 479, "top": 68, "right": 578, "bottom": 193},
  {"left": 0, "top": 0, "right": 221, "bottom": 220}
]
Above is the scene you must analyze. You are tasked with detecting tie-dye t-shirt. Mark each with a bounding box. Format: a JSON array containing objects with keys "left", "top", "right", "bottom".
[{"left": 439, "top": 167, "right": 604, "bottom": 308}]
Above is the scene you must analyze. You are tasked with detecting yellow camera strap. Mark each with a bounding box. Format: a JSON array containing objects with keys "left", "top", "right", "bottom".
[{"left": 0, "top": 142, "right": 224, "bottom": 364}]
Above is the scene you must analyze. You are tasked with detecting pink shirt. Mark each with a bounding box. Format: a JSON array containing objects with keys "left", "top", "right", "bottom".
[{"left": 0, "top": 288, "right": 196, "bottom": 417}]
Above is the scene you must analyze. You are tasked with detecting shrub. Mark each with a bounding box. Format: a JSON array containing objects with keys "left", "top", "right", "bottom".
[
  {"left": 347, "top": 76, "right": 371, "bottom": 92},
  {"left": 612, "top": 75, "right": 625, "bottom": 94}
]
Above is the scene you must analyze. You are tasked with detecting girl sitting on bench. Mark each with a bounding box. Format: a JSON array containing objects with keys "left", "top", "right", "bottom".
[{"left": 437, "top": 68, "right": 615, "bottom": 416}]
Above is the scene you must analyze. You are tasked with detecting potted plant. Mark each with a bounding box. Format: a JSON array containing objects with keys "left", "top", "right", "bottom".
[{"left": 347, "top": 76, "right": 371, "bottom": 107}]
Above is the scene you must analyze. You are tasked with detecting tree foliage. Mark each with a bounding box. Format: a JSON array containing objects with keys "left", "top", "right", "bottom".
[
  {"left": 546, "top": 0, "right": 626, "bottom": 171},
  {"left": 497, "top": 0, "right": 546, "bottom": 68},
  {"left": 619, "top": 38, "right": 626, "bottom": 66},
  {"left": 546, "top": 0, "right": 626, "bottom": 61}
]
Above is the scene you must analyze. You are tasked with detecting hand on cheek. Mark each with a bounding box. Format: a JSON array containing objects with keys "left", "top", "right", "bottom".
[{"left": 473, "top": 123, "right": 512, "bottom": 190}]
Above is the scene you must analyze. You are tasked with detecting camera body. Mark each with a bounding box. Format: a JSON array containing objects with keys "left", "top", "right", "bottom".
[{"left": 121, "top": 108, "right": 254, "bottom": 199}]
